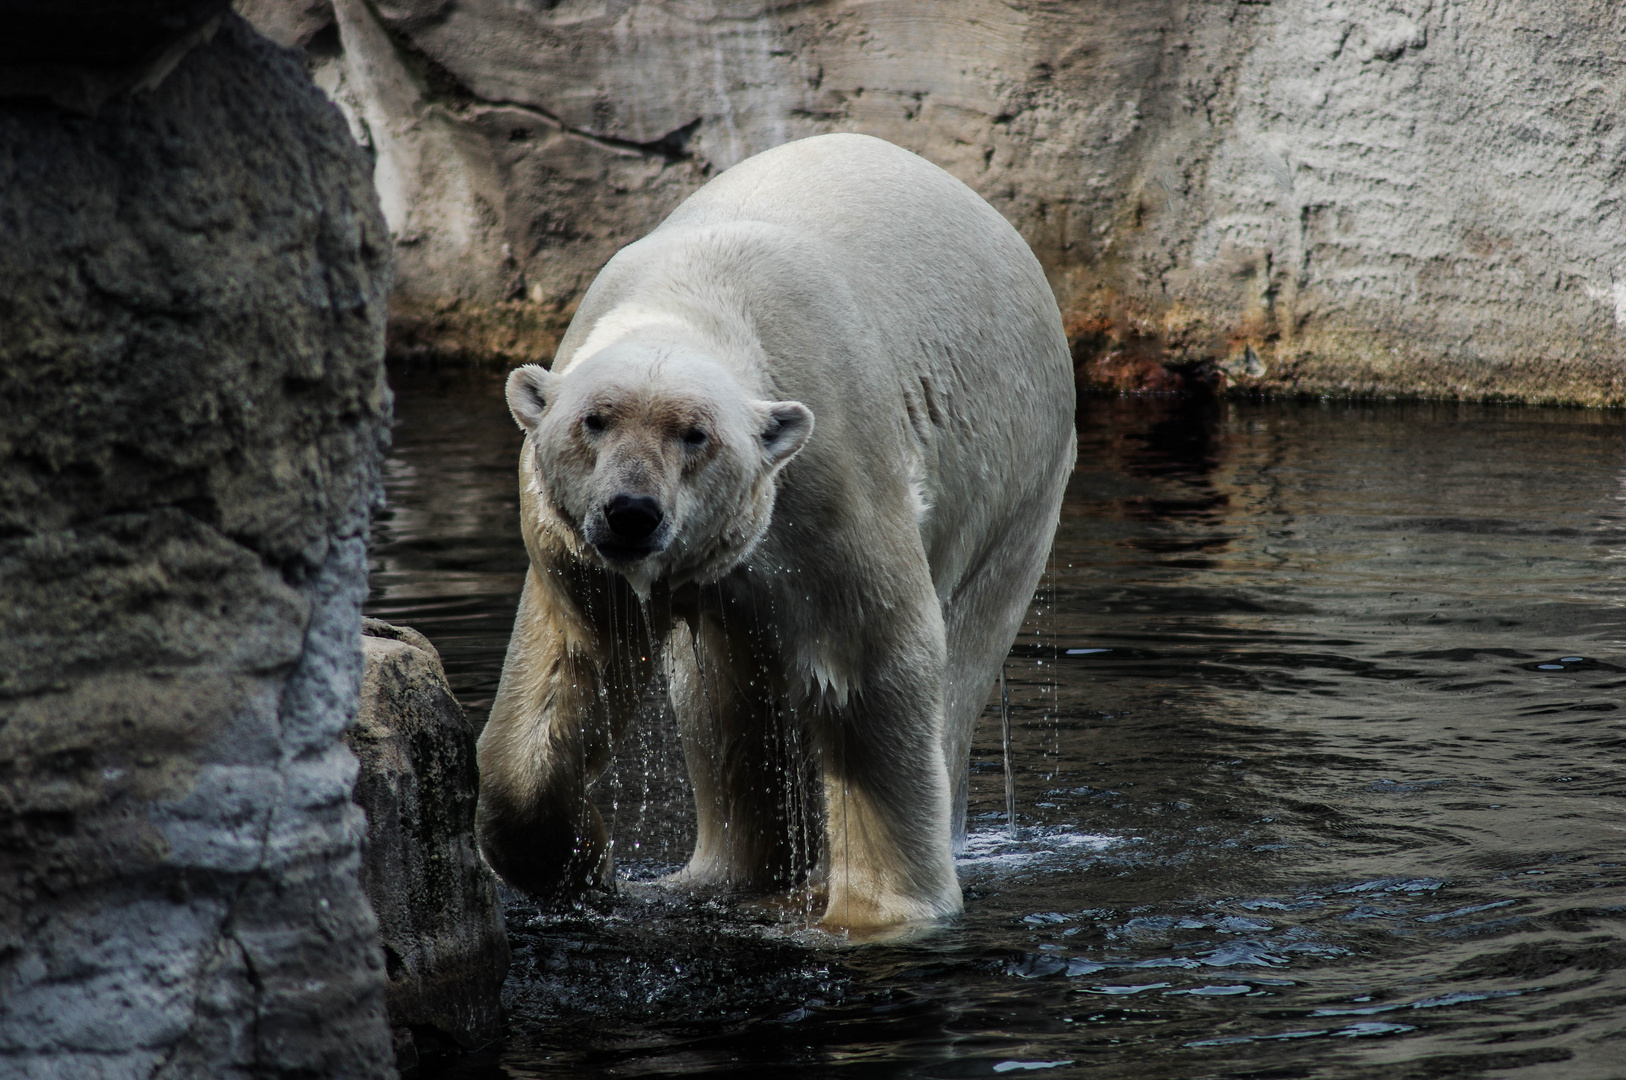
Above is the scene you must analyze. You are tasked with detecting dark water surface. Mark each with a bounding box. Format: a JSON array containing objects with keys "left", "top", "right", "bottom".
[{"left": 369, "top": 365, "right": 1626, "bottom": 1079}]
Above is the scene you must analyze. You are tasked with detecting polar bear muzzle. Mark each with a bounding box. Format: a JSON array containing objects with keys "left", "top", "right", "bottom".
[
  {"left": 589, "top": 492, "right": 667, "bottom": 563},
  {"left": 603, "top": 493, "right": 663, "bottom": 542}
]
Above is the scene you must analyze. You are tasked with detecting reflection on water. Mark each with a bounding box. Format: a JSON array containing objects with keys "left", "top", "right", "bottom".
[
  {"left": 371, "top": 367, "right": 1626, "bottom": 1079},
  {"left": 367, "top": 367, "right": 528, "bottom": 727}
]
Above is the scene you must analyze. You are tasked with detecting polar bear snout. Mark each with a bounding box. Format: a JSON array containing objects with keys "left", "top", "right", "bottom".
[
  {"left": 603, "top": 494, "right": 664, "bottom": 544},
  {"left": 586, "top": 492, "right": 670, "bottom": 563}
]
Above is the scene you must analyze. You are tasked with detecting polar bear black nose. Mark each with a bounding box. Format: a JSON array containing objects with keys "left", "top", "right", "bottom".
[{"left": 604, "top": 494, "right": 663, "bottom": 542}]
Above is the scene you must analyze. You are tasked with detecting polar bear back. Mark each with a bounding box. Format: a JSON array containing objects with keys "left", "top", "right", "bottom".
[
  {"left": 658, "top": 134, "right": 1059, "bottom": 348},
  {"left": 674, "top": 134, "right": 1073, "bottom": 597}
]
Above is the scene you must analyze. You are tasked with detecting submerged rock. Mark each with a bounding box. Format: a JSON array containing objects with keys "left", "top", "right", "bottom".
[
  {"left": 350, "top": 620, "right": 509, "bottom": 1069},
  {"left": 0, "top": 9, "right": 395, "bottom": 1078}
]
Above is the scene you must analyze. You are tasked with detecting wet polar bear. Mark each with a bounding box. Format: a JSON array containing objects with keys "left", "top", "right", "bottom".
[{"left": 477, "top": 133, "right": 1075, "bottom": 933}]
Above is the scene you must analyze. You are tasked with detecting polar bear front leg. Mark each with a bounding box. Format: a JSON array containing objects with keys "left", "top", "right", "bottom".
[
  {"left": 476, "top": 566, "right": 651, "bottom": 899},
  {"left": 666, "top": 613, "right": 819, "bottom": 894},
  {"left": 818, "top": 605, "right": 963, "bottom": 933}
]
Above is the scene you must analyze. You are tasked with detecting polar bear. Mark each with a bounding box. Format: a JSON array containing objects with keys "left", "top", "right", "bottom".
[{"left": 475, "top": 133, "right": 1075, "bottom": 933}]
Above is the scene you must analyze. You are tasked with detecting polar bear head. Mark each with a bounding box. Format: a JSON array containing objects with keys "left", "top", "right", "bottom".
[{"left": 506, "top": 341, "right": 813, "bottom": 593}]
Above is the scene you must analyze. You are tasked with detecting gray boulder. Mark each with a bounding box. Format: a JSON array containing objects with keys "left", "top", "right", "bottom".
[
  {"left": 349, "top": 620, "right": 509, "bottom": 1069},
  {"left": 0, "top": 9, "right": 396, "bottom": 1079}
]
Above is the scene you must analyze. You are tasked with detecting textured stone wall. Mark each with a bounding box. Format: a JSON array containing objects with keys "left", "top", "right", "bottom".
[
  {"left": 241, "top": 0, "right": 1626, "bottom": 403},
  {"left": 0, "top": 10, "right": 397, "bottom": 1078}
]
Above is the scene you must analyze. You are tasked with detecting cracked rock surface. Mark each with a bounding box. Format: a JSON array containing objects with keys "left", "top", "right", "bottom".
[
  {"left": 0, "top": 11, "right": 396, "bottom": 1079},
  {"left": 243, "top": 0, "right": 1626, "bottom": 402},
  {"left": 349, "top": 620, "right": 508, "bottom": 1071}
]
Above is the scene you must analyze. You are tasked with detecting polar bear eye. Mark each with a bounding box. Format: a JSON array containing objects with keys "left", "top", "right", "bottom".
[
  {"left": 681, "top": 427, "right": 708, "bottom": 447},
  {"left": 583, "top": 414, "right": 606, "bottom": 434}
]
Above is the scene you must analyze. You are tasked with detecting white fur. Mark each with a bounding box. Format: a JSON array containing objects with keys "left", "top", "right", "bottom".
[{"left": 476, "top": 134, "right": 1076, "bottom": 933}]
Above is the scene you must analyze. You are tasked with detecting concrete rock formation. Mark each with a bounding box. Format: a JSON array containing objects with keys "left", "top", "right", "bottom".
[
  {"left": 0, "top": 9, "right": 396, "bottom": 1078},
  {"left": 349, "top": 620, "right": 509, "bottom": 1070},
  {"left": 239, "top": 0, "right": 1625, "bottom": 403}
]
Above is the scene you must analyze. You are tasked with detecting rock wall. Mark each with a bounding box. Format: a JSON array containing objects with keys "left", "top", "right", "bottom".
[
  {"left": 0, "top": 9, "right": 397, "bottom": 1078},
  {"left": 240, "top": 0, "right": 1626, "bottom": 403}
]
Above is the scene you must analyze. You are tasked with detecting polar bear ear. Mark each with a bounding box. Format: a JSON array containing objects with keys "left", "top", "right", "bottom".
[
  {"left": 506, "top": 365, "right": 561, "bottom": 433},
  {"left": 755, "top": 400, "right": 814, "bottom": 467}
]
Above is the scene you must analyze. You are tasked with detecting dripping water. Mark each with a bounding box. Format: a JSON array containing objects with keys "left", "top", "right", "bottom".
[
  {"left": 603, "top": 575, "right": 621, "bottom": 873},
  {"left": 1048, "top": 541, "right": 1059, "bottom": 780},
  {"left": 999, "top": 665, "right": 1016, "bottom": 839}
]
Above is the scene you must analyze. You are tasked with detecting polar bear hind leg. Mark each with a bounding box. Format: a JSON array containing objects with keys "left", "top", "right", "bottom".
[{"left": 941, "top": 431, "right": 1078, "bottom": 851}]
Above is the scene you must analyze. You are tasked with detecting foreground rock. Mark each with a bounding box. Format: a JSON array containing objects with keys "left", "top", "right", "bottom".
[
  {"left": 242, "top": 0, "right": 1626, "bottom": 404},
  {"left": 0, "top": 8, "right": 396, "bottom": 1078},
  {"left": 349, "top": 620, "right": 509, "bottom": 1069}
]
